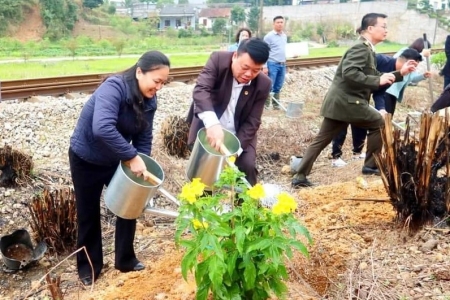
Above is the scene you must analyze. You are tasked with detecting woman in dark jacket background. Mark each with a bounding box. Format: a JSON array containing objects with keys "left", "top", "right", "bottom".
[
  {"left": 69, "top": 50, "right": 170, "bottom": 286},
  {"left": 441, "top": 35, "right": 450, "bottom": 89}
]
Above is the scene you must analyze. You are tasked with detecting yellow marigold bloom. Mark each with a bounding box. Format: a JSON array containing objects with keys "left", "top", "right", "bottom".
[
  {"left": 277, "top": 192, "right": 297, "bottom": 211},
  {"left": 190, "top": 178, "right": 206, "bottom": 196},
  {"left": 180, "top": 178, "right": 206, "bottom": 204},
  {"left": 228, "top": 156, "right": 236, "bottom": 164},
  {"left": 192, "top": 219, "right": 209, "bottom": 230},
  {"left": 247, "top": 183, "right": 265, "bottom": 200},
  {"left": 272, "top": 192, "right": 297, "bottom": 215},
  {"left": 181, "top": 185, "right": 197, "bottom": 204}
]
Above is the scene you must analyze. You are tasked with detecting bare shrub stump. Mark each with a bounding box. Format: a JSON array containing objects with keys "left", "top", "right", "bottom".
[
  {"left": 29, "top": 188, "right": 77, "bottom": 254},
  {"left": 376, "top": 112, "right": 450, "bottom": 228},
  {"left": 0, "top": 145, "right": 33, "bottom": 187},
  {"left": 160, "top": 115, "right": 191, "bottom": 159}
]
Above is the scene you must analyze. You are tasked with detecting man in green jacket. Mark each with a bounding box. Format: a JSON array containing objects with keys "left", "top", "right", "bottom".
[{"left": 292, "top": 12, "right": 418, "bottom": 188}]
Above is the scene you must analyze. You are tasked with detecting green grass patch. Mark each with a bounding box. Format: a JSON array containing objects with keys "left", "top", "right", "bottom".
[
  {"left": 0, "top": 53, "right": 212, "bottom": 80},
  {"left": 0, "top": 43, "right": 409, "bottom": 80}
]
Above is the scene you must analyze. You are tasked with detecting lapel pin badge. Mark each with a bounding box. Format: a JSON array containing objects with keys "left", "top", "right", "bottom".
[{"left": 244, "top": 91, "right": 249, "bottom": 95}]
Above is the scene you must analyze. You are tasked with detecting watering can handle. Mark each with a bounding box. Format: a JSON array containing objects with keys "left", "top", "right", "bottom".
[
  {"left": 219, "top": 144, "right": 232, "bottom": 156},
  {"left": 122, "top": 161, "right": 162, "bottom": 186}
]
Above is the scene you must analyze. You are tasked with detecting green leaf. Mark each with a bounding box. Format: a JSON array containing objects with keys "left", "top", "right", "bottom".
[
  {"left": 290, "top": 240, "right": 310, "bottom": 257},
  {"left": 208, "top": 256, "right": 226, "bottom": 294},
  {"left": 270, "top": 277, "right": 288, "bottom": 298},
  {"left": 178, "top": 240, "right": 197, "bottom": 249},
  {"left": 195, "top": 274, "right": 211, "bottom": 300},
  {"left": 234, "top": 225, "right": 245, "bottom": 254},
  {"left": 195, "top": 260, "right": 209, "bottom": 286},
  {"left": 246, "top": 238, "right": 272, "bottom": 253},
  {"left": 211, "top": 226, "right": 231, "bottom": 237},
  {"left": 181, "top": 248, "right": 197, "bottom": 281},
  {"left": 227, "top": 251, "right": 238, "bottom": 277},
  {"left": 243, "top": 260, "right": 256, "bottom": 290},
  {"left": 288, "top": 220, "right": 313, "bottom": 243}
]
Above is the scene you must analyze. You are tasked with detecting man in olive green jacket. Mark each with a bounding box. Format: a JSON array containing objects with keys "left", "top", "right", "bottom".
[{"left": 292, "top": 13, "right": 418, "bottom": 188}]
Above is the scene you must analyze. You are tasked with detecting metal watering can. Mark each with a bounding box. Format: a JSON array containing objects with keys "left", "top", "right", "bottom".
[
  {"left": 271, "top": 94, "right": 304, "bottom": 119},
  {"left": 186, "top": 128, "right": 241, "bottom": 190},
  {"left": 104, "top": 153, "right": 180, "bottom": 220}
]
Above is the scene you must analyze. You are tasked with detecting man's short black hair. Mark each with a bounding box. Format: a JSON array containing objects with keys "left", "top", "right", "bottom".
[
  {"left": 273, "top": 16, "right": 284, "bottom": 22},
  {"left": 400, "top": 48, "right": 423, "bottom": 62},
  {"left": 237, "top": 37, "right": 270, "bottom": 65}
]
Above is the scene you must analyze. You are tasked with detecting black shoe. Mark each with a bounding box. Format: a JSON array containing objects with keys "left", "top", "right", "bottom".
[
  {"left": 362, "top": 166, "right": 381, "bottom": 176},
  {"left": 292, "top": 177, "right": 314, "bottom": 188},
  {"left": 116, "top": 261, "right": 145, "bottom": 272},
  {"left": 80, "top": 276, "right": 93, "bottom": 286}
]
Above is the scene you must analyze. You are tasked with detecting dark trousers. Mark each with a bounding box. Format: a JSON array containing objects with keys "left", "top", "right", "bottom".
[
  {"left": 297, "top": 117, "right": 384, "bottom": 177},
  {"left": 331, "top": 93, "right": 397, "bottom": 159},
  {"left": 383, "top": 93, "right": 398, "bottom": 116},
  {"left": 235, "top": 144, "right": 257, "bottom": 186},
  {"left": 445, "top": 75, "right": 450, "bottom": 90},
  {"left": 331, "top": 125, "right": 367, "bottom": 159},
  {"left": 69, "top": 148, "right": 138, "bottom": 280}
]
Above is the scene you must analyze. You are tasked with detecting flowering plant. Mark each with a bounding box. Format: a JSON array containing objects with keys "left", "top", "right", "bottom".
[{"left": 175, "top": 166, "right": 312, "bottom": 300}]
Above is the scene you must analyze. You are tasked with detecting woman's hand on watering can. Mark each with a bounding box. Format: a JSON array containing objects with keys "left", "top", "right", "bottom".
[
  {"left": 206, "top": 124, "right": 225, "bottom": 151},
  {"left": 126, "top": 155, "right": 147, "bottom": 178}
]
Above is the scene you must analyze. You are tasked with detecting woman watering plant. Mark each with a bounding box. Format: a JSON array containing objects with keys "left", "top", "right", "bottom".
[{"left": 68, "top": 50, "right": 170, "bottom": 286}]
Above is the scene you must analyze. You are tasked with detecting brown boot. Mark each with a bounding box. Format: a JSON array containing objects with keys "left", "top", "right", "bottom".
[
  {"left": 265, "top": 95, "right": 271, "bottom": 109},
  {"left": 272, "top": 93, "right": 280, "bottom": 110}
]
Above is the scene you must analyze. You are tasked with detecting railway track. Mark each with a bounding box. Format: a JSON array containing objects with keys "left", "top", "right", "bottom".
[{"left": 0, "top": 50, "right": 442, "bottom": 101}]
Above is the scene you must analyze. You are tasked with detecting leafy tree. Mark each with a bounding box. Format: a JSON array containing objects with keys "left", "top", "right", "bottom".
[
  {"left": 230, "top": 6, "right": 246, "bottom": 26},
  {"left": 107, "top": 5, "right": 116, "bottom": 14},
  {"left": 39, "top": 0, "right": 78, "bottom": 40},
  {"left": 0, "top": 0, "right": 35, "bottom": 34},
  {"left": 247, "top": 7, "right": 260, "bottom": 34},
  {"left": 212, "top": 18, "right": 226, "bottom": 35},
  {"left": 110, "top": 16, "right": 137, "bottom": 35},
  {"left": 112, "top": 39, "right": 126, "bottom": 57},
  {"left": 83, "top": 0, "right": 103, "bottom": 9},
  {"left": 98, "top": 39, "right": 111, "bottom": 54},
  {"left": 316, "top": 22, "right": 328, "bottom": 44},
  {"left": 64, "top": 38, "right": 78, "bottom": 60}
]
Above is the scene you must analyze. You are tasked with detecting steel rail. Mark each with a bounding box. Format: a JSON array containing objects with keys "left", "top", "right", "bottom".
[{"left": 0, "top": 49, "right": 443, "bottom": 101}]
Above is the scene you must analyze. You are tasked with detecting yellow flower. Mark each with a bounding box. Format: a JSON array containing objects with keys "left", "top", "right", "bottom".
[
  {"left": 246, "top": 183, "right": 266, "bottom": 200},
  {"left": 192, "top": 218, "right": 209, "bottom": 230},
  {"left": 272, "top": 192, "right": 297, "bottom": 215},
  {"left": 228, "top": 156, "right": 236, "bottom": 164},
  {"left": 179, "top": 178, "right": 206, "bottom": 204},
  {"left": 190, "top": 178, "right": 206, "bottom": 196}
]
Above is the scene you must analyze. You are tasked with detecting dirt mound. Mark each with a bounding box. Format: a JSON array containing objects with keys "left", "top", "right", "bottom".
[
  {"left": 9, "top": 4, "right": 123, "bottom": 42},
  {"left": 9, "top": 5, "right": 46, "bottom": 41},
  {"left": 72, "top": 17, "right": 126, "bottom": 40}
]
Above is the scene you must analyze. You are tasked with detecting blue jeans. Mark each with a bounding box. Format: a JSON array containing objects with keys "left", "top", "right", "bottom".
[{"left": 267, "top": 61, "right": 286, "bottom": 94}]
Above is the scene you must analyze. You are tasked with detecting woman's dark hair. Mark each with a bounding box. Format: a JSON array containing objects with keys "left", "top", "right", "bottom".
[
  {"left": 120, "top": 50, "right": 170, "bottom": 130},
  {"left": 234, "top": 28, "right": 252, "bottom": 43},
  {"left": 356, "top": 13, "right": 387, "bottom": 34},
  {"left": 237, "top": 37, "right": 270, "bottom": 65},
  {"left": 409, "top": 37, "right": 431, "bottom": 53}
]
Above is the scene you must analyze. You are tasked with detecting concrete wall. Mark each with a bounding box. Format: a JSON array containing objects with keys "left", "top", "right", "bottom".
[{"left": 260, "top": 0, "right": 449, "bottom": 45}]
